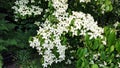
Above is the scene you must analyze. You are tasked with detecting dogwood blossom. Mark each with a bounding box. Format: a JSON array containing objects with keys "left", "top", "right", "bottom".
[
  {"left": 12, "top": 0, "right": 43, "bottom": 20},
  {"left": 29, "top": 0, "right": 105, "bottom": 67}
]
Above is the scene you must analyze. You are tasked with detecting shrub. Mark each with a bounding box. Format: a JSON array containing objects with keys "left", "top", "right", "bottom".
[{"left": 0, "top": 0, "right": 120, "bottom": 68}]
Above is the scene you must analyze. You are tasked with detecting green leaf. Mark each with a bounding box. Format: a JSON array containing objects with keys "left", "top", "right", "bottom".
[
  {"left": 85, "top": 34, "right": 91, "bottom": 46},
  {"left": 93, "top": 38, "right": 100, "bottom": 50},
  {"left": 80, "top": 49, "right": 85, "bottom": 57},
  {"left": 101, "top": 51, "right": 106, "bottom": 60},
  {"left": 104, "top": 27, "right": 110, "bottom": 37},
  {"left": 91, "top": 64, "right": 98, "bottom": 68},
  {"left": 98, "top": 44, "right": 105, "bottom": 51},
  {"left": 48, "top": 1, "right": 52, "bottom": 8},
  {"left": 70, "top": 18, "right": 75, "bottom": 26},
  {"left": 77, "top": 59, "right": 82, "bottom": 68},
  {"left": 60, "top": 36, "right": 67, "bottom": 45},
  {"left": 77, "top": 48, "right": 87, "bottom": 58},
  {"left": 105, "top": 0, "right": 111, "bottom": 5},
  {"left": 107, "top": 29, "right": 116, "bottom": 46},
  {"left": 109, "top": 5, "right": 113, "bottom": 11},
  {"left": 110, "top": 45, "right": 114, "bottom": 52},
  {"left": 115, "top": 41, "right": 120, "bottom": 52},
  {"left": 48, "top": 15, "right": 58, "bottom": 24}
]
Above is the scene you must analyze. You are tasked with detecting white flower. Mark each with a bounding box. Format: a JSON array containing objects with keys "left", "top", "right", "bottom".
[
  {"left": 102, "top": 40, "right": 106, "bottom": 45},
  {"left": 29, "top": 37, "right": 40, "bottom": 48},
  {"left": 118, "top": 62, "right": 120, "bottom": 67},
  {"left": 80, "top": 30, "right": 86, "bottom": 36},
  {"left": 114, "top": 21, "right": 119, "bottom": 28},
  {"left": 88, "top": 32, "right": 98, "bottom": 39},
  {"left": 42, "top": 63, "right": 48, "bottom": 68},
  {"left": 34, "top": 21, "right": 40, "bottom": 26},
  {"left": 12, "top": 0, "right": 43, "bottom": 20},
  {"left": 99, "top": 64, "right": 105, "bottom": 67},
  {"left": 79, "top": 0, "right": 91, "bottom": 3},
  {"left": 93, "top": 53, "right": 100, "bottom": 60},
  {"left": 116, "top": 54, "right": 120, "bottom": 57},
  {"left": 89, "top": 60, "right": 94, "bottom": 64},
  {"left": 104, "top": 61, "right": 107, "bottom": 66}
]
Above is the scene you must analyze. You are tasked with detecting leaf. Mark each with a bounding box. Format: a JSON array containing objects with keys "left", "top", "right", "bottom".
[
  {"left": 104, "top": 27, "right": 110, "bottom": 37},
  {"left": 60, "top": 36, "right": 67, "bottom": 45},
  {"left": 110, "top": 45, "right": 114, "bottom": 52},
  {"left": 115, "top": 41, "right": 120, "bottom": 52},
  {"left": 79, "top": 49, "right": 84, "bottom": 58},
  {"left": 70, "top": 18, "right": 75, "bottom": 26},
  {"left": 107, "top": 29, "right": 116, "bottom": 46},
  {"left": 48, "top": 1, "right": 52, "bottom": 8},
  {"left": 76, "top": 59, "right": 82, "bottom": 68},
  {"left": 85, "top": 34, "right": 91, "bottom": 46},
  {"left": 77, "top": 48, "right": 87, "bottom": 58},
  {"left": 48, "top": 15, "right": 58, "bottom": 24},
  {"left": 91, "top": 64, "right": 98, "bottom": 68},
  {"left": 101, "top": 51, "right": 106, "bottom": 60},
  {"left": 105, "top": 0, "right": 111, "bottom": 5},
  {"left": 105, "top": 6, "right": 110, "bottom": 11},
  {"left": 93, "top": 38, "right": 100, "bottom": 50},
  {"left": 109, "top": 5, "right": 113, "bottom": 11},
  {"left": 81, "top": 61, "right": 85, "bottom": 68}
]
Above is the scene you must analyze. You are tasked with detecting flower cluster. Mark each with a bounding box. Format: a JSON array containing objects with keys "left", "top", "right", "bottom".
[
  {"left": 29, "top": 20, "right": 67, "bottom": 67},
  {"left": 12, "top": 0, "right": 43, "bottom": 21},
  {"left": 29, "top": 0, "right": 105, "bottom": 67},
  {"left": 68, "top": 11, "right": 104, "bottom": 39}
]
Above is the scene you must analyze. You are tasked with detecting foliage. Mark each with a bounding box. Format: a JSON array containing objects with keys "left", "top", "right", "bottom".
[
  {"left": 76, "top": 27, "right": 120, "bottom": 68},
  {"left": 0, "top": 0, "right": 120, "bottom": 68},
  {"left": 0, "top": 0, "right": 38, "bottom": 67}
]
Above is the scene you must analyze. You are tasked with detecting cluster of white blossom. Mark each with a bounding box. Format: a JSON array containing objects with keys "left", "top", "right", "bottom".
[
  {"left": 29, "top": 0, "right": 105, "bottom": 67},
  {"left": 29, "top": 20, "right": 67, "bottom": 67},
  {"left": 12, "top": 0, "right": 43, "bottom": 20},
  {"left": 68, "top": 11, "right": 104, "bottom": 39},
  {"left": 79, "top": 0, "right": 91, "bottom": 3},
  {"left": 52, "top": 0, "right": 104, "bottom": 39}
]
